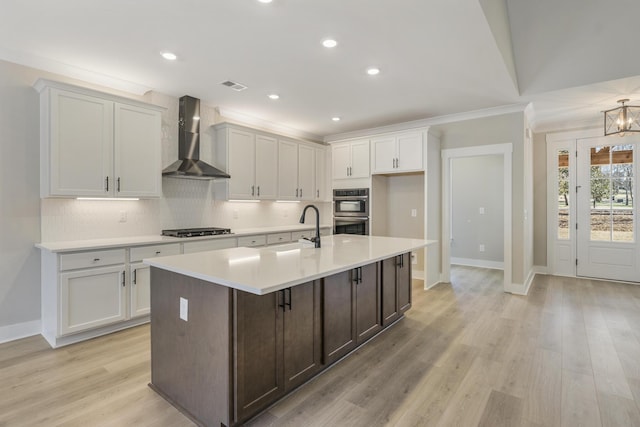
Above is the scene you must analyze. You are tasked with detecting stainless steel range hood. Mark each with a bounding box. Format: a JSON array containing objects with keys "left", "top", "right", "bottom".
[{"left": 162, "top": 95, "right": 230, "bottom": 180}]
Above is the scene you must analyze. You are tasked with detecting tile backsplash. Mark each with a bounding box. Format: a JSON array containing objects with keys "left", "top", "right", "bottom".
[{"left": 40, "top": 178, "right": 331, "bottom": 242}]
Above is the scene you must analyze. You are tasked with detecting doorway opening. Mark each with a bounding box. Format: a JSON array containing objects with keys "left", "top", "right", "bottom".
[{"left": 442, "top": 143, "right": 512, "bottom": 292}]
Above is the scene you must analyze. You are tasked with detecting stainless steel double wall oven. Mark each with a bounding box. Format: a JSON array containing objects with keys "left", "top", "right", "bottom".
[{"left": 333, "top": 188, "right": 369, "bottom": 235}]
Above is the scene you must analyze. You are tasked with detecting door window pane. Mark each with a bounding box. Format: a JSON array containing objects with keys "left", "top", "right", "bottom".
[
  {"left": 589, "top": 145, "right": 635, "bottom": 243},
  {"left": 558, "top": 149, "right": 570, "bottom": 239}
]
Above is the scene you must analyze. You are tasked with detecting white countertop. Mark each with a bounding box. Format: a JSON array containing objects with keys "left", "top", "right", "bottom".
[
  {"left": 144, "top": 235, "right": 437, "bottom": 295},
  {"left": 35, "top": 224, "right": 332, "bottom": 252}
]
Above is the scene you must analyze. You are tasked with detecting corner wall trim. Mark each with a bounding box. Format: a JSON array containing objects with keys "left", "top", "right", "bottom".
[{"left": 0, "top": 320, "right": 41, "bottom": 344}]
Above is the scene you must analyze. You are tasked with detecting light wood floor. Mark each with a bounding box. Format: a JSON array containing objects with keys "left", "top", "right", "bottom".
[{"left": 3, "top": 267, "right": 640, "bottom": 427}]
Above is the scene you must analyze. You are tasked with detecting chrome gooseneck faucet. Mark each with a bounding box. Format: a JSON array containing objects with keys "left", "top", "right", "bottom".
[{"left": 299, "top": 205, "right": 321, "bottom": 248}]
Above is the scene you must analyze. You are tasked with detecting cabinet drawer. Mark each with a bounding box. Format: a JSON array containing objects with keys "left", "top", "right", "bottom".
[
  {"left": 59, "top": 249, "right": 125, "bottom": 271},
  {"left": 291, "top": 230, "right": 312, "bottom": 240},
  {"left": 238, "top": 235, "right": 266, "bottom": 247},
  {"left": 183, "top": 237, "right": 237, "bottom": 254},
  {"left": 267, "top": 232, "right": 292, "bottom": 245},
  {"left": 130, "top": 243, "right": 181, "bottom": 262}
]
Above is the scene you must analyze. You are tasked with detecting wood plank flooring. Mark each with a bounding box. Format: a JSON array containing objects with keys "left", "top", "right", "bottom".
[{"left": 3, "top": 267, "right": 640, "bottom": 426}]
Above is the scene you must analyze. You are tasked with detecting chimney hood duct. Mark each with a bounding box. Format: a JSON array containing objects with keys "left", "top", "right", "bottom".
[{"left": 162, "top": 95, "right": 230, "bottom": 180}]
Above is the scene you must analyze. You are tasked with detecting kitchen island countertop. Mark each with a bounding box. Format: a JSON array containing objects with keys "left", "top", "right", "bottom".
[{"left": 144, "top": 234, "right": 436, "bottom": 295}]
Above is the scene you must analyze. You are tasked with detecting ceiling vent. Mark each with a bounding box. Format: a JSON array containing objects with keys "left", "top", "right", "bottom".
[{"left": 220, "top": 80, "right": 248, "bottom": 91}]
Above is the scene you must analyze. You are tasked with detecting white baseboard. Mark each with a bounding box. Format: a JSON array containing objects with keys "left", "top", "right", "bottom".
[
  {"left": 0, "top": 320, "right": 41, "bottom": 344},
  {"left": 411, "top": 269, "right": 424, "bottom": 280},
  {"left": 451, "top": 257, "right": 504, "bottom": 270},
  {"left": 533, "top": 265, "right": 548, "bottom": 275},
  {"left": 506, "top": 267, "right": 537, "bottom": 296}
]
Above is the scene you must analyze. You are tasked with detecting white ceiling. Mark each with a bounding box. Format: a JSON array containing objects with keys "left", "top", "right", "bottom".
[{"left": 2, "top": 0, "right": 640, "bottom": 140}]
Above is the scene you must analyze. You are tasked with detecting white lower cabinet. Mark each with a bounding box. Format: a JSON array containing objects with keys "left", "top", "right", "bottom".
[
  {"left": 129, "top": 262, "right": 151, "bottom": 318},
  {"left": 59, "top": 265, "right": 127, "bottom": 335}
]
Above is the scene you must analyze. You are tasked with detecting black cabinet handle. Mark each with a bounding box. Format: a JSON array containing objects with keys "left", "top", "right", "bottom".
[
  {"left": 133, "top": 269, "right": 137, "bottom": 284},
  {"left": 251, "top": 185, "right": 255, "bottom": 196},
  {"left": 93, "top": 258, "right": 100, "bottom": 262},
  {"left": 121, "top": 271, "right": 125, "bottom": 287},
  {"left": 278, "top": 289, "right": 286, "bottom": 312},
  {"left": 285, "top": 288, "right": 292, "bottom": 311},
  {"left": 155, "top": 251, "right": 161, "bottom": 255},
  {"left": 257, "top": 186, "right": 260, "bottom": 197},
  {"left": 105, "top": 176, "right": 109, "bottom": 192},
  {"left": 117, "top": 177, "right": 121, "bottom": 192}
]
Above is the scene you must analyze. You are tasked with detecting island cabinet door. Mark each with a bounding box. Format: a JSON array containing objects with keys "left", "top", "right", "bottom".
[
  {"left": 355, "top": 263, "right": 382, "bottom": 344},
  {"left": 397, "top": 253, "right": 412, "bottom": 314},
  {"left": 234, "top": 290, "right": 285, "bottom": 422},
  {"left": 381, "top": 257, "right": 400, "bottom": 327},
  {"left": 322, "top": 270, "right": 357, "bottom": 365},
  {"left": 283, "top": 281, "right": 322, "bottom": 391}
]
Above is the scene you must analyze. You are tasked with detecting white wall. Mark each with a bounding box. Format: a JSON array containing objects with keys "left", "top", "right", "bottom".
[
  {"left": 451, "top": 155, "right": 504, "bottom": 266},
  {"left": 0, "top": 60, "right": 41, "bottom": 333}
]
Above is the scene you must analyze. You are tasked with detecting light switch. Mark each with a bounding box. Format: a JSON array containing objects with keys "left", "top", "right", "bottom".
[
  {"left": 180, "top": 297, "right": 188, "bottom": 321},
  {"left": 479, "top": 244, "right": 485, "bottom": 252},
  {"left": 479, "top": 207, "right": 485, "bottom": 215},
  {"left": 119, "top": 210, "right": 127, "bottom": 222},
  {"left": 411, "top": 209, "right": 417, "bottom": 217}
]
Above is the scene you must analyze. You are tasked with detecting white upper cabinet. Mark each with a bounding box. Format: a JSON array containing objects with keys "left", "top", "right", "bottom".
[
  {"left": 371, "top": 132, "right": 423, "bottom": 174},
  {"left": 277, "top": 140, "right": 316, "bottom": 201},
  {"left": 218, "top": 124, "right": 277, "bottom": 200},
  {"left": 331, "top": 139, "right": 370, "bottom": 179},
  {"left": 35, "top": 79, "right": 163, "bottom": 198},
  {"left": 314, "top": 147, "right": 327, "bottom": 201},
  {"left": 114, "top": 103, "right": 162, "bottom": 197}
]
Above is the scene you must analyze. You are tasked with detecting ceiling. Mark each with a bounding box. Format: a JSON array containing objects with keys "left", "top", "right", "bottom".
[{"left": 2, "top": 0, "right": 640, "bottom": 140}]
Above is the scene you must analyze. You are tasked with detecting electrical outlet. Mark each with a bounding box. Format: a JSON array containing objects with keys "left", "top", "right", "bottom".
[
  {"left": 119, "top": 210, "right": 127, "bottom": 223},
  {"left": 411, "top": 209, "right": 417, "bottom": 217},
  {"left": 479, "top": 244, "right": 485, "bottom": 252},
  {"left": 233, "top": 209, "right": 239, "bottom": 219},
  {"left": 180, "top": 297, "right": 188, "bottom": 321}
]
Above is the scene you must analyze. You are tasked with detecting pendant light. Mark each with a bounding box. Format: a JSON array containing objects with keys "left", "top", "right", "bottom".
[{"left": 604, "top": 99, "right": 640, "bottom": 137}]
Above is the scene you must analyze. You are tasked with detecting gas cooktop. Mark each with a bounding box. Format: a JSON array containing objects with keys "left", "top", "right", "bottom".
[{"left": 162, "top": 227, "right": 232, "bottom": 238}]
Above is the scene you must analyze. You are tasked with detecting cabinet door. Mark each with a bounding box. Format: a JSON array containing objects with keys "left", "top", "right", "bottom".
[
  {"left": 49, "top": 89, "right": 113, "bottom": 197},
  {"left": 332, "top": 143, "right": 351, "bottom": 179},
  {"left": 234, "top": 290, "right": 284, "bottom": 421},
  {"left": 228, "top": 129, "right": 256, "bottom": 199},
  {"left": 59, "top": 265, "right": 126, "bottom": 335},
  {"left": 283, "top": 281, "right": 322, "bottom": 391},
  {"left": 322, "top": 270, "right": 356, "bottom": 365},
  {"left": 255, "top": 135, "right": 278, "bottom": 199},
  {"left": 314, "top": 147, "right": 326, "bottom": 200},
  {"left": 397, "top": 253, "right": 412, "bottom": 314},
  {"left": 130, "top": 262, "right": 150, "bottom": 318},
  {"left": 350, "top": 140, "right": 371, "bottom": 178},
  {"left": 355, "top": 263, "right": 382, "bottom": 343},
  {"left": 114, "top": 103, "right": 162, "bottom": 197},
  {"left": 381, "top": 257, "right": 399, "bottom": 326},
  {"left": 397, "top": 133, "right": 423, "bottom": 172},
  {"left": 277, "top": 140, "right": 299, "bottom": 200},
  {"left": 372, "top": 137, "right": 396, "bottom": 174},
  {"left": 297, "top": 145, "right": 315, "bottom": 200}
]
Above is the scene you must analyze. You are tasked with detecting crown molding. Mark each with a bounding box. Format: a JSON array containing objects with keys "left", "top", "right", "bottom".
[
  {"left": 0, "top": 48, "right": 151, "bottom": 95},
  {"left": 216, "top": 107, "right": 323, "bottom": 143},
  {"left": 324, "top": 102, "right": 528, "bottom": 143}
]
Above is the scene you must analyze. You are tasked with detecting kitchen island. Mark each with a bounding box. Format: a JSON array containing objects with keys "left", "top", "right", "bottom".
[{"left": 145, "top": 234, "right": 435, "bottom": 427}]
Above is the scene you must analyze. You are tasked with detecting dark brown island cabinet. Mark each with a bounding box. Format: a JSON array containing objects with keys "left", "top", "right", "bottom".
[{"left": 149, "top": 252, "right": 412, "bottom": 427}]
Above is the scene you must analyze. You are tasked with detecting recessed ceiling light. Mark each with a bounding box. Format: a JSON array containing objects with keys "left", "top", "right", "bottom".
[
  {"left": 268, "top": 94, "right": 280, "bottom": 100},
  {"left": 366, "top": 67, "right": 380, "bottom": 76},
  {"left": 322, "top": 39, "right": 338, "bottom": 48},
  {"left": 161, "top": 51, "right": 177, "bottom": 61},
  {"left": 257, "top": 0, "right": 272, "bottom": 3},
  {"left": 332, "top": 117, "right": 341, "bottom": 122}
]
